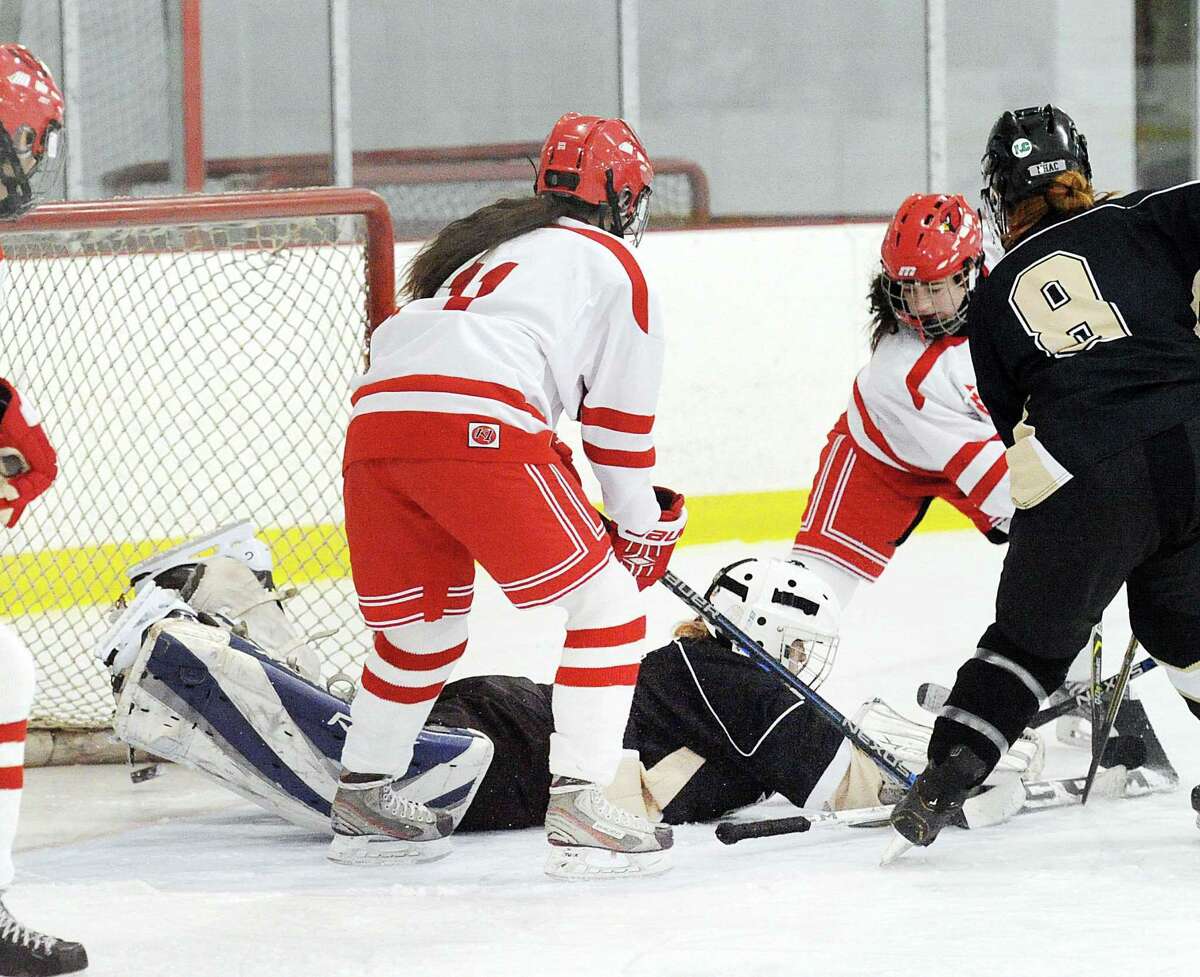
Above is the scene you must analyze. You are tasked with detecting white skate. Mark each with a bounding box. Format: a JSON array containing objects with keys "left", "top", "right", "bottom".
[
  {"left": 327, "top": 775, "right": 455, "bottom": 865},
  {"left": 94, "top": 582, "right": 196, "bottom": 673},
  {"left": 544, "top": 776, "right": 673, "bottom": 880},
  {"left": 124, "top": 522, "right": 325, "bottom": 682},
  {"left": 127, "top": 520, "right": 273, "bottom": 590}
]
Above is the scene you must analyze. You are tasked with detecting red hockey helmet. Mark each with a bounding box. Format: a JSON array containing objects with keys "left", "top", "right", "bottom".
[
  {"left": 0, "top": 44, "right": 65, "bottom": 219},
  {"left": 880, "top": 193, "right": 983, "bottom": 339},
  {"left": 535, "top": 113, "right": 654, "bottom": 245}
]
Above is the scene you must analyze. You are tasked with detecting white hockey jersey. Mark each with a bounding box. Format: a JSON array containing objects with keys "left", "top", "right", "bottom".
[
  {"left": 844, "top": 328, "right": 1013, "bottom": 525},
  {"left": 346, "top": 216, "right": 665, "bottom": 534}
]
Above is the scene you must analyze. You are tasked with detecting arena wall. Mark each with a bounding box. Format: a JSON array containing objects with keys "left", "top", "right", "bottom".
[{"left": 5, "top": 220, "right": 977, "bottom": 617}]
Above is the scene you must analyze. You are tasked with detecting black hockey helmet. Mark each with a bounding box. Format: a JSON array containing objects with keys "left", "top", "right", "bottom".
[{"left": 980, "top": 105, "right": 1090, "bottom": 238}]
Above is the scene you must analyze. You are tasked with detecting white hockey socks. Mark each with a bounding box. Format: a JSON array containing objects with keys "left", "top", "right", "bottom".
[
  {"left": 0, "top": 624, "right": 35, "bottom": 889},
  {"left": 340, "top": 619, "right": 468, "bottom": 777},
  {"left": 549, "top": 560, "right": 647, "bottom": 786}
]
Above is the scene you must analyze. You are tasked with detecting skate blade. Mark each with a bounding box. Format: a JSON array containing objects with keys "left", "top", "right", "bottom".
[
  {"left": 326, "top": 832, "right": 452, "bottom": 866},
  {"left": 94, "top": 583, "right": 195, "bottom": 672},
  {"left": 880, "top": 829, "right": 914, "bottom": 866},
  {"left": 544, "top": 845, "right": 671, "bottom": 880},
  {"left": 127, "top": 520, "right": 259, "bottom": 587}
]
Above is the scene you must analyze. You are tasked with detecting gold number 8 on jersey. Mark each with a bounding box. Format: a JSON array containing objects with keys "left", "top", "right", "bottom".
[{"left": 1007, "top": 250, "right": 1131, "bottom": 358}]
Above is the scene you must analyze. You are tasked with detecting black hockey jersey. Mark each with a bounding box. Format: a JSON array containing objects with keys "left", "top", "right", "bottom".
[
  {"left": 969, "top": 183, "right": 1200, "bottom": 497},
  {"left": 430, "top": 636, "right": 843, "bottom": 831},
  {"left": 624, "top": 636, "right": 843, "bottom": 823}
]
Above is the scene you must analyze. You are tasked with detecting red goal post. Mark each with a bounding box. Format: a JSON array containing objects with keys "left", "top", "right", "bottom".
[{"left": 0, "top": 188, "right": 396, "bottom": 750}]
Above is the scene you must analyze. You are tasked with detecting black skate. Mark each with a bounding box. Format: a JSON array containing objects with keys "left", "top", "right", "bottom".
[
  {"left": 1192, "top": 784, "right": 1199, "bottom": 830},
  {"left": 0, "top": 898, "right": 87, "bottom": 976},
  {"left": 882, "top": 746, "right": 989, "bottom": 864}
]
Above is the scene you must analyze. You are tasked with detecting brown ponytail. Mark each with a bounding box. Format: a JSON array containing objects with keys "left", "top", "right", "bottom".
[
  {"left": 1003, "top": 170, "right": 1112, "bottom": 248},
  {"left": 403, "top": 194, "right": 596, "bottom": 300},
  {"left": 867, "top": 271, "right": 900, "bottom": 351}
]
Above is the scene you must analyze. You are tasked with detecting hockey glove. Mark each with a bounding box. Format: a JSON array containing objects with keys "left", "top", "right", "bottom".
[
  {"left": 607, "top": 486, "right": 687, "bottom": 590},
  {"left": 0, "top": 378, "right": 58, "bottom": 528}
]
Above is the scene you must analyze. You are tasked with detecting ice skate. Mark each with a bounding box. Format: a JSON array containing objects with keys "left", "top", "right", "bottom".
[
  {"left": 0, "top": 897, "right": 87, "bottom": 976},
  {"left": 127, "top": 520, "right": 272, "bottom": 591},
  {"left": 327, "top": 774, "right": 454, "bottom": 865},
  {"left": 882, "top": 745, "right": 989, "bottom": 864},
  {"left": 93, "top": 582, "right": 196, "bottom": 674},
  {"left": 1192, "top": 784, "right": 1199, "bottom": 830},
  {"left": 544, "top": 776, "right": 673, "bottom": 880},
  {"left": 125, "top": 523, "right": 328, "bottom": 681}
]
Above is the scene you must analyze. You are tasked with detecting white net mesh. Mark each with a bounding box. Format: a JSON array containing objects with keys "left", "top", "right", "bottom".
[{"left": 0, "top": 190, "right": 391, "bottom": 729}]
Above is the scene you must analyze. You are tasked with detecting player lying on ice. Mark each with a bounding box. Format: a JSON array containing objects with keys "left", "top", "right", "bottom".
[{"left": 95, "top": 525, "right": 1049, "bottom": 864}]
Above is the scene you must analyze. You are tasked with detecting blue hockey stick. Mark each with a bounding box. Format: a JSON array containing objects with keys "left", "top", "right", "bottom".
[{"left": 661, "top": 570, "right": 918, "bottom": 788}]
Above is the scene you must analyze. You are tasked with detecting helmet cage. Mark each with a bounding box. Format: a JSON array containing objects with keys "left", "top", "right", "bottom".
[
  {"left": 704, "top": 558, "right": 841, "bottom": 691},
  {"left": 779, "top": 624, "right": 838, "bottom": 686},
  {"left": 602, "top": 169, "right": 652, "bottom": 245},
  {"left": 0, "top": 118, "right": 63, "bottom": 218},
  {"left": 883, "top": 262, "right": 978, "bottom": 340},
  {"left": 626, "top": 184, "right": 652, "bottom": 245}
]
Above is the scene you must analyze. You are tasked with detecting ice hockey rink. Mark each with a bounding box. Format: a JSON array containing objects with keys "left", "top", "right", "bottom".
[{"left": 11, "top": 530, "right": 1199, "bottom": 977}]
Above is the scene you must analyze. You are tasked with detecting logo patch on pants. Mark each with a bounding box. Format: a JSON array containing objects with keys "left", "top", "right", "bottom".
[{"left": 468, "top": 422, "right": 500, "bottom": 448}]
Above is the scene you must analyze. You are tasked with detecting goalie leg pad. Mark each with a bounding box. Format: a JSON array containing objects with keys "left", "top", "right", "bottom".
[{"left": 114, "top": 621, "right": 493, "bottom": 832}]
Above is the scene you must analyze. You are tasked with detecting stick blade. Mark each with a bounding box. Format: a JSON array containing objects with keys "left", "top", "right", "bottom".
[{"left": 880, "top": 829, "right": 914, "bottom": 866}]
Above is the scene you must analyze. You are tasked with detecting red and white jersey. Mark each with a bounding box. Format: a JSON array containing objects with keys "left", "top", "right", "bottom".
[
  {"left": 844, "top": 329, "right": 1013, "bottom": 525},
  {"left": 346, "top": 216, "right": 664, "bottom": 534}
]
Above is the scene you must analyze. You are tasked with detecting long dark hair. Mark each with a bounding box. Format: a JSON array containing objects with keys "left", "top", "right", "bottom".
[
  {"left": 403, "top": 194, "right": 597, "bottom": 300},
  {"left": 867, "top": 271, "right": 900, "bottom": 352}
]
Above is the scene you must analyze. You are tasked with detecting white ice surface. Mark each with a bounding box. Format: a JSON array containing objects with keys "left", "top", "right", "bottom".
[{"left": 11, "top": 532, "right": 1200, "bottom": 977}]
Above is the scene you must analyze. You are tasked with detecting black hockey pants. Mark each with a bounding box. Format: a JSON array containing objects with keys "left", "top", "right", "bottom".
[{"left": 931, "top": 417, "right": 1200, "bottom": 770}]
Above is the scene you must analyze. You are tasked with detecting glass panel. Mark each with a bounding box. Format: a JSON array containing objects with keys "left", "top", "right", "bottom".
[{"left": 1135, "top": 0, "right": 1195, "bottom": 186}]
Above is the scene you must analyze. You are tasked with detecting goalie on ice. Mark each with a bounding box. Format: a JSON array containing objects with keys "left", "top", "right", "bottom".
[{"left": 96, "top": 525, "right": 1051, "bottom": 844}]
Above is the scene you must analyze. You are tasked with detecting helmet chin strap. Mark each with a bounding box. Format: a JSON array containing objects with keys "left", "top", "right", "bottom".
[{"left": 603, "top": 169, "right": 625, "bottom": 238}]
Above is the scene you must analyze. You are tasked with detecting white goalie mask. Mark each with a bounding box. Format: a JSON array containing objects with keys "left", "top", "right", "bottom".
[{"left": 705, "top": 557, "right": 841, "bottom": 689}]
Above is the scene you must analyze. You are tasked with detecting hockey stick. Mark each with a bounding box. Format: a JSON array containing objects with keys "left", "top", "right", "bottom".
[
  {"left": 1088, "top": 623, "right": 1104, "bottom": 775},
  {"left": 660, "top": 570, "right": 918, "bottom": 788},
  {"left": 917, "top": 656, "right": 1159, "bottom": 727},
  {"left": 715, "top": 814, "right": 814, "bottom": 844},
  {"left": 1081, "top": 635, "right": 1140, "bottom": 804},
  {"left": 714, "top": 762, "right": 1179, "bottom": 845}
]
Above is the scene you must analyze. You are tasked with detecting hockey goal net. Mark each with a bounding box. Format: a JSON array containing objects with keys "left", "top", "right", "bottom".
[{"left": 0, "top": 188, "right": 396, "bottom": 736}]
